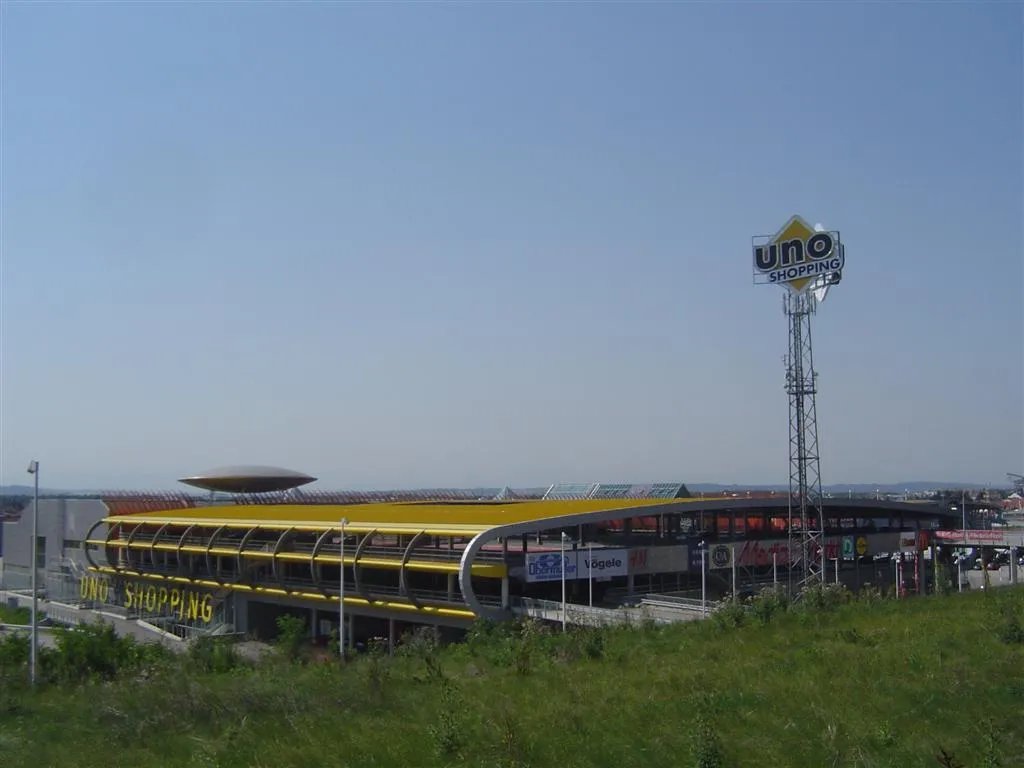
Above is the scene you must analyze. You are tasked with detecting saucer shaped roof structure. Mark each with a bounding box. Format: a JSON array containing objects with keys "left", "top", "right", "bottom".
[{"left": 178, "top": 465, "right": 317, "bottom": 494}]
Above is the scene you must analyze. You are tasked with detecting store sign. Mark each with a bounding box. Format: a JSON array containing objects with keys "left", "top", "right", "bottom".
[
  {"left": 525, "top": 552, "right": 577, "bottom": 583},
  {"left": 79, "top": 575, "right": 215, "bottom": 624},
  {"left": 581, "top": 549, "right": 628, "bottom": 578},
  {"left": 935, "top": 529, "right": 1024, "bottom": 547},
  {"left": 841, "top": 537, "right": 855, "bottom": 559},
  {"left": 708, "top": 534, "right": 908, "bottom": 569},
  {"left": 526, "top": 549, "right": 629, "bottom": 582},
  {"left": 628, "top": 545, "right": 689, "bottom": 575},
  {"left": 752, "top": 215, "right": 844, "bottom": 293}
]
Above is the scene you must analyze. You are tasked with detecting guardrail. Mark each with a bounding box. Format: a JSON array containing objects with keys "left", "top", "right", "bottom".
[
  {"left": 639, "top": 594, "right": 708, "bottom": 611},
  {"left": 510, "top": 597, "right": 675, "bottom": 627}
]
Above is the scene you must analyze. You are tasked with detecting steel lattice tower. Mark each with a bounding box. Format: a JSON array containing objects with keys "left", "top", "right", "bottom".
[
  {"left": 753, "top": 215, "right": 844, "bottom": 595},
  {"left": 784, "top": 290, "right": 825, "bottom": 589}
]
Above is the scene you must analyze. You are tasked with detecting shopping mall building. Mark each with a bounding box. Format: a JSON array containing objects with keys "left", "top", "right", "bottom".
[{"left": 1, "top": 466, "right": 958, "bottom": 647}]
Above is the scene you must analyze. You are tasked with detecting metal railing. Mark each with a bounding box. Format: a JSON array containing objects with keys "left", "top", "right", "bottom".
[{"left": 510, "top": 596, "right": 673, "bottom": 627}]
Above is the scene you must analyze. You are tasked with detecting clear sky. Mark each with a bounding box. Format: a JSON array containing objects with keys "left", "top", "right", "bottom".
[{"left": 1, "top": 1, "right": 1021, "bottom": 491}]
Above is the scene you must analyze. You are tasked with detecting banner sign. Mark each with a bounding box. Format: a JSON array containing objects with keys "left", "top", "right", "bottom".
[
  {"left": 581, "top": 549, "right": 628, "bottom": 579},
  {"left": 525, "top": 548, "right": 628, "bottom": 582},
  {"left": 706, "top": 532, "right": 910, "bottom": 570},
  {"left": 935, "top": 529, "right": 1024, "bottom": 547},
  {"left": 525, "top": 552, "right": 576, "bottom": 583}
]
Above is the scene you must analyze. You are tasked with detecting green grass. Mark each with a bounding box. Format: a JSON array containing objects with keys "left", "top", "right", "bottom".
[
  {"left": 0, "top": 604, "right": 30, "bottom": 624},
  {"left": 1, "top": 586, "right": 1023, "bottom": 767}
]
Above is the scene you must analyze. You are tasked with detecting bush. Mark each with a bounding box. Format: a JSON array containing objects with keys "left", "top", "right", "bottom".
[
  {"left": 711, "top": 599, "right": 746, "bottom": 630},
  {"left": 748, "top": 587, "right": 791, "bottom": 625},
  {"left": 429, "top": 677, "right": 465, "bottom": 758},
  {"left": 29, "top": 621, "right": 171, "bottom": 684},
  {"left": 0, "top": 632, "right": 30, "bottom": 670},
  {"left": 798, "top": 583, "right": 852, "bottom": 612},
  {"left": 274, "top": 614, "right": 307, "bottom": 661},
  {"left": 693, "top": 714, "right": 725, "bottom": 768},
  {"left": 188, "top": 635, "right": 241, "bottom": 674},
  {"left": 988, "top": 594, "right": 1024, "bottom": 646}
]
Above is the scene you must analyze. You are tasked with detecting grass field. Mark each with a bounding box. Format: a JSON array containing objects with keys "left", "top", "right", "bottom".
[
  {"left": 0, "top": 604, "right": 30, "bottom": 624},
  {"left": 0, "top": 585, "right": 1022, "bottom": 767}
]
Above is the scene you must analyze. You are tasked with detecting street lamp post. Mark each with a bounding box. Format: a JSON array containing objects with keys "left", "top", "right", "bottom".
[
  {"left": 339, "top": 517, "right": 348, "bottom": 660},
  {"left": 587, "top": 541, "right": 593, "bottom": 608},
  {"left": 560, "top": 532, "right": 568, "bottom": 632},
  {"left": 699, "top": 539, "right": 707, "bottom": 617},
  {"left": 958, "top": 490, "right": 967, "bottom": 593},
  {"left": 26, "top": 460, "right": 39, "bottom": 687}
]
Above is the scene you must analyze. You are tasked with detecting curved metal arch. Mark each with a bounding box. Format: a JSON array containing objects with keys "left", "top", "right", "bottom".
[
  {"left": 457, "top": 502, "right": 690, "bottom": 621},
  {"left": 83, "top": 519, "right": 107, "bottom": 570},
  {"left": 123, "top": 524, "right": 146, "bottom": 570},
  {"left": 205, "top": 525, "right": 226, "bottom": 579},
  {"left": 309, "top": 528, "right": 335, "bottom": 594},
  {"left": 106, "top": 520, "right": 125, "bottom": 570},
  {"left": 399, "top": 531, "right": 426, "bottom": 608},
  {"left": 176, "top": 524, "right": 197, "bottom": 576},
  {"left": 271, "top": 527, "right": 296, "bottom": 587},
  {"left": 149, "top": 523, "right": 171, "bottom": 571},
  {"left": 352, "top": 528, "right": 377, "bottom": 599},
  {"left": 236, "top": 527, "right": 261, "bottom": 581}
]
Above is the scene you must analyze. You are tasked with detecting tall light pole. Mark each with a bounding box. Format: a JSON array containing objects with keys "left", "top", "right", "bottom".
[
  {"left": 339, "top": 517, "right": 348, "bottom": 659},
  {"left": 954, "top": 493, "right": 962, "bottom": 593},
  {"left": 699, "top": 539, "right": 707, "bottom": 617},
  {"left": 587, "top": 541, "right": 593, "bottom": 608},
  {"left": 26, "top": 460, "right": 39, "bottom": 687},
  {"left": 560, "top": 532, "right": 569, "bottom": 632}
]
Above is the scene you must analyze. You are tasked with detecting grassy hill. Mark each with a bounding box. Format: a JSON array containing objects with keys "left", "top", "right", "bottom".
[{"left": 1, "top": 586, "right": 1022, "bottom": 767}]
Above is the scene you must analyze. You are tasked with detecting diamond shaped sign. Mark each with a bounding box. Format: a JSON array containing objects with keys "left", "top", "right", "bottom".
[{"left": 752, "top": 215, "right": 844, "bottom": 294}]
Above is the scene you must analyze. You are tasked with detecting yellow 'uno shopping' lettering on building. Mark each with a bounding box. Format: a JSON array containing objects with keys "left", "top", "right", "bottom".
[
  {"left": 80, "top": 575, "right": 214, "bottom": 623},
  {"left": 80, "top": 575, "right": 111, "bottom": 603},
  {"left": 125, "top": 582, "right": 214, "bottom": 624}
]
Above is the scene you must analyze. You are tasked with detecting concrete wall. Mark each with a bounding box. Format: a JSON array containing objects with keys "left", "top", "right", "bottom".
[{"left": 1, "top": 498, "right": 108, "bottom": 572}]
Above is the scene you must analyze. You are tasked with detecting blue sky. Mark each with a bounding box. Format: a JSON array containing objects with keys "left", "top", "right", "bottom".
[{"left": 1, "top": 1, "right": 1021, "bottom": 491}]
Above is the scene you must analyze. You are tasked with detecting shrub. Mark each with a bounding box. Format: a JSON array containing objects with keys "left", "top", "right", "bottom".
[
  {"left": 274, "top": 614, "right": 308, "bottom": 661},
  {"left": 429, "top": 677, "right": 465, "bottom": 758},
  {"left": 711, "top": 598, "right": 746, "bottom": 630},
  {"left": 692, "top": 714, "right": 725, "bottom": 768},
  {"left": 798, "top": 583, "right": 852, "bottom": 612},
  {"left": 188, "top": 635, "right": 241, "bottom": 674},
  {"left": 748, "top": 586, "right": 791, "bottom": 625}
]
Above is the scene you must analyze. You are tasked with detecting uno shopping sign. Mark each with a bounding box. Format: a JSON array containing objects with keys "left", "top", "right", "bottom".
[
  {"left": 80, "top": 574, "right": 216, "bottom": 624},
  {"left": 752, "top": 215, "right": 844, "bottom": 293}
]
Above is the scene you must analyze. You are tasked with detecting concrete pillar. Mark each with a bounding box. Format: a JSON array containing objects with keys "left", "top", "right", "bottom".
[
  {"left": 1010, "top": 548, "right": 1019, "bottom": 585},
  {"left": 234, "top": 595, "right": 249, "bottom": 635},
  {"left": 446, "top": 573, "right": 455, "bottom": 601},
  {"left": 501, "top": 577, "right": 509, "bottom": 609}
]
